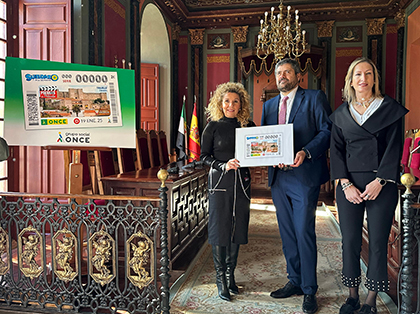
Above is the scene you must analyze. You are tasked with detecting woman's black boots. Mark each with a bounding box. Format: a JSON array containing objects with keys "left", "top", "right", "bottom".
[
  {"left": 226, "top": 243, "right": 240, "bottom": 294},
  {"left": 212, "top": 245, "right": 231, "bottom": 301}
]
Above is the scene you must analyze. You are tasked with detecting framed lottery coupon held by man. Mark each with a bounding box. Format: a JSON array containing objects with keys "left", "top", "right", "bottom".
[{"left": 235, "top": 124, "right": 294, "bottom": 167}]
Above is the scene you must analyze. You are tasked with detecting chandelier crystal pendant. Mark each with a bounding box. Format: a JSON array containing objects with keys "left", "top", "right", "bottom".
[{"left": 256, "top": 0, "right": 307, "bottom": 61}]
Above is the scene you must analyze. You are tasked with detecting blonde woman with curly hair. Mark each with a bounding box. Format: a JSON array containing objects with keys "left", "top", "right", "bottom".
[
  {"left": 206, "top": 82, "right": 252, "bottom": 127},
  {"left": 201, "top": 82, "right": 255, "bottom": 301}
]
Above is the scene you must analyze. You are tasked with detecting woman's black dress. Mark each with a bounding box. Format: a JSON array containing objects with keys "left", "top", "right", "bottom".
[{"left": 201, "top": 117, "right": 255, "bottom": 246}]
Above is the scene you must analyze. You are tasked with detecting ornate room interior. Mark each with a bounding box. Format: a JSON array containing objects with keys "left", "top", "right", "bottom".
[{"left": 1, "top": 0, "right": 420, "bottom": 312}]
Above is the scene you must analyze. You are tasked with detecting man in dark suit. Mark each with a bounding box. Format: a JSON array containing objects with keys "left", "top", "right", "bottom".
[{"left": 261, "top": 58, "right": 332, "bottom": 314}]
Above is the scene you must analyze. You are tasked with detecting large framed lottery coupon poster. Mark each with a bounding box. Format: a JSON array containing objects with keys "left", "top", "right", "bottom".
[
  {"left": 4, "top": 57, "right": 136, "bottom": 148},
  {"left": 235, "top": 124, "right": 294, "bottom": 167}
]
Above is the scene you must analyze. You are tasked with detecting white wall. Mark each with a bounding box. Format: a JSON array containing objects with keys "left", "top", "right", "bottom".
[{"left": 140, "top": 3, "right": 171, "bottom": 136}]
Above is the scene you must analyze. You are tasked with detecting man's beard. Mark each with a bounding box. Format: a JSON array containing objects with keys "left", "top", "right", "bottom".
[{"left": 277, "top": 79, "right": 296, "bottom": 93}]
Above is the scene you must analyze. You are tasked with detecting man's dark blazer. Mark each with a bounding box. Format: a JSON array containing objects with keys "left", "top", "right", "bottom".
[{"left": 261, "top": 87, "right": 332, "bottom": 187}]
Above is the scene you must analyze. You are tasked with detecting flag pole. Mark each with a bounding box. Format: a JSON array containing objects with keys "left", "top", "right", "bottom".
[{"left": 183, "top": 95, "right": 188, "bottom": 164}]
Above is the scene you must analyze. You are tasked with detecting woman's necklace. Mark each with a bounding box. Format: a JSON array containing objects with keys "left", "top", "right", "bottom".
[{"left": 354, "top": 96, "right": 375, "bottom": 108}]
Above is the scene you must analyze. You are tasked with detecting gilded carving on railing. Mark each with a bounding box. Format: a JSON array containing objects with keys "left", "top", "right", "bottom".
[
  {"left": 127, "top": 232, "right": 154, "bottom": 288},
  {"left": 53, "top": 229, "right": 78, "bottom": 282},
  {"left": 0, "top": 193, "right": 167, "bottom": 313},
  {"left": 0, "top": 228, "right": 9, "bottom": 275},
  {"left": 18, "top": 226, "right": 43, "bottom": 279},
  {"left": 89, "top": 231, "right": 116, "bottom": 285}
]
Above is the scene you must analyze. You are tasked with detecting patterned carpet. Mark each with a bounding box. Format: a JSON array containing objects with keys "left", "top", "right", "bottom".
[{"left": 169, "top": 206, "right": 395, "bottom": 313}]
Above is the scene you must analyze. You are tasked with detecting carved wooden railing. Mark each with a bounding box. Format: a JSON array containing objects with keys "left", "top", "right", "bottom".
[
  {"left": 0, "top": 170, "right": 170, "bottom": 314},
  {"left": 400, "top": 173, "right": 420, "bottom": 314}
]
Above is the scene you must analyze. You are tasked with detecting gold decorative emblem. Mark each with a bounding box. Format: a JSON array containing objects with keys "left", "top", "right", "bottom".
[
  {"left": 53, "top": 229, "right": 78, "bottom": 282},
  {"left": 0, "top": 228, "right": 9, "bottom": 275},
  {"left": 231, "top": 26, "right": 249, "bottom": 43},
  {"left": 18, "top": 226, "right": 43, "bottom": 279},
  {"left": 366, "top": 18, "right": 386, "bottom": 36},
  {"left": 336, "top": 26, "right": 362, "bottom": 43},
  {"left": 316, "top": 21, "right": 335, "bottom": 38},
  {"left": 89, "top": 231, "right": 116, "bottom": 285},
  {"left": 126, "top": 232, "right": 154, "bottom": 288},
  {"left": 208, "top": 34, "right": 230, "bottom": 49},
  {"left": 189, "top": 28, "right": 205, "bottom": 45}
]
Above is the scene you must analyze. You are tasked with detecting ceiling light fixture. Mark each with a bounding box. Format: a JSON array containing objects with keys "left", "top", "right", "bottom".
[{"left": 256, "top": 0, "right": 307, "bottom": 61}]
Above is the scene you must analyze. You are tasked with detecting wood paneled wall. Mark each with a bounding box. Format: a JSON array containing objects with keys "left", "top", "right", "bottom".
[{"left": 14, "top": 0, "right": 71, "bottom": 193}]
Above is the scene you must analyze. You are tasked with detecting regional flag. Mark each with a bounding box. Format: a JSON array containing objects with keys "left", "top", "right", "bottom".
[
  {"left": 176, "top": 98, "right": 188, "bottom": 160},
  {"left": 188, "top": 103, "right": 201, "bottom": 162}
]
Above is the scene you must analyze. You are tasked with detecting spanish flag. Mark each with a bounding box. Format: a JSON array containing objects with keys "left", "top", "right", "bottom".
[{"left": 188, "top": 103, "right": 200, "bottom": 162}]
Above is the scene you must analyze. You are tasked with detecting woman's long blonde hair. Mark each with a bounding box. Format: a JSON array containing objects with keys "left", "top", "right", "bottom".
[
  {"left": 343, "top": 57, "right": 382, "bottom": 104},
  {"left": 206, "top": 82, "right": 252, "bottom": 127}
]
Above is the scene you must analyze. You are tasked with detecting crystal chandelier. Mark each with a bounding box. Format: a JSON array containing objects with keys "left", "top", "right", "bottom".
[{"left": 256, "top": 0, "right": 307, "bottom": 61}]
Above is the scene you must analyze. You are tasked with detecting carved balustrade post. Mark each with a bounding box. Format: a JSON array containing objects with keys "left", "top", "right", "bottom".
[
  {"left": 400, "top": 173, "right": 416, "bottom": 314},
  {"left": 158, "top": 169, "right": 170, "bottom": 314}
]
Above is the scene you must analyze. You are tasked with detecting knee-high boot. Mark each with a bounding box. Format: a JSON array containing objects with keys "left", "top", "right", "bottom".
[
  {"left": 226, "top": 243, "right": 240, "bottom": 294},
  {"left": 212, "top": 245, "right": 230, "bottom": 301}
]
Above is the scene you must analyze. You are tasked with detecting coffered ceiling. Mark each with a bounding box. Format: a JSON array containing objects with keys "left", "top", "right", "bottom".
[{"left": 156, "top": 0, "right": 411, "bottom": 29}]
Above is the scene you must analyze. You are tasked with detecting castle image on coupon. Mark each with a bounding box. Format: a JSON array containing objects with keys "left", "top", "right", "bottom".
[
  {"left": 250, "top": 140, "right": 279, "bottom": 156},
  {"left": 39, "top": 88, "right": 111, "bottom": 118}
]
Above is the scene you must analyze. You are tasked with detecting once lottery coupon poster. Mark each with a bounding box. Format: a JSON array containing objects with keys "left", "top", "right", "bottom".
[
  {"left": 4, "top": 57, "right": 135, "bottom": 148},
  {"left": 235, "top": 124, "right": 294, "bottom": 167},
  {"left": 22, "top": 71, "right": 122, "bottom": 130}
]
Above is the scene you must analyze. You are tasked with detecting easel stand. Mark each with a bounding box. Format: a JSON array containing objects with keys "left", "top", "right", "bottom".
[
  {"left": 45, "top": 146, "right": 112, "bottom": 204},
  {"left": 69, "top": 150, "right": 83, "bottom": 195}
]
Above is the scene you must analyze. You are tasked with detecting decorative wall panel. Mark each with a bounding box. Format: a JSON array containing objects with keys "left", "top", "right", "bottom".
[{"left": 334, "top": 47, "right": 363, "bottom": 109}]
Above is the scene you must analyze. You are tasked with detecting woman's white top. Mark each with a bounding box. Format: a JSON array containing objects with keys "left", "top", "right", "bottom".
[{"left": 349, "top": 97, "right": 384, "bottom": 125}]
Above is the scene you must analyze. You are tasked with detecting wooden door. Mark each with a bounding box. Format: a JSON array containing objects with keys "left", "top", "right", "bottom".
[
  {"left": 15, "top": 0, "right": 71, "bottom": 193},
  {"left": 19, "top": 0, "right": 71, "bottom": 61},
  {"left": 140, "top": 63, "right": 159, "bottom": 130}
]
